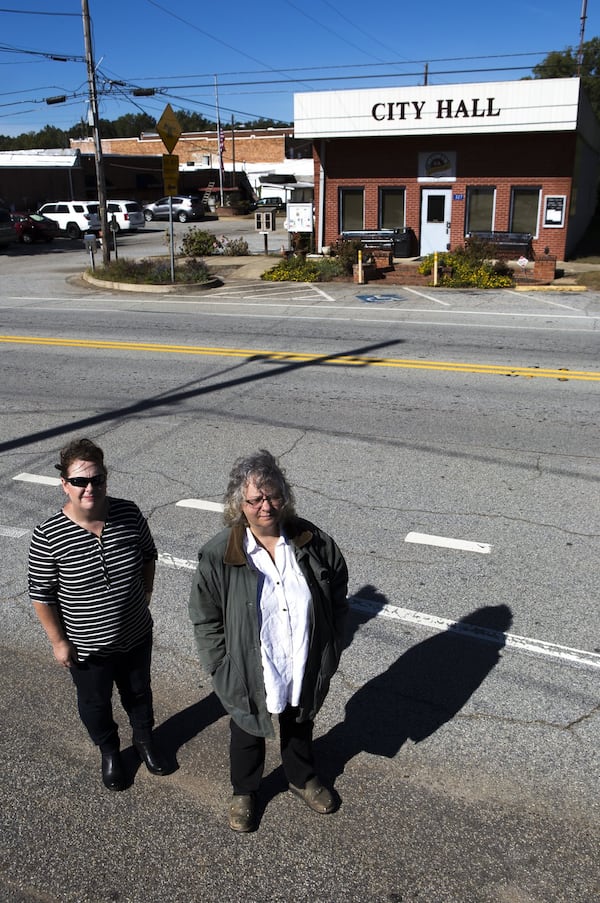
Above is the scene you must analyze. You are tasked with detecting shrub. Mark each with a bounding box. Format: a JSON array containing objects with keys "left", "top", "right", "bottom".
[
  {"left": 328, "top": 239, "right": 363, "bottom": 275},
  {"left": 91, "top": 256, "right": 211, "bottom": 284},
  {"left": 261, "top": 254, "right": 346, "bottom": 282},
  {"left": 418, "top": 244, "right": 514, "bottom": 288},
  {"left": 179, "top": 227, "right": 221, "bottom": 257},
  {"left": 179, "top": 228, "right": 250, "bottom": 257}
]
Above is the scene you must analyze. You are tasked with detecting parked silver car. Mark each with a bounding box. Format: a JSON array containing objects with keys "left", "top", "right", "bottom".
[{"left": 143, "top": 195, "right": 204, "bottom": 223}]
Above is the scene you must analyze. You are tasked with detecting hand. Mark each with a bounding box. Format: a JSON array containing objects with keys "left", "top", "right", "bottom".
[{"left": 52, "top": 639, "right": 78, "bottom": 668}]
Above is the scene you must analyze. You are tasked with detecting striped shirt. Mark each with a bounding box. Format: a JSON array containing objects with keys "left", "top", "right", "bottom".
[{"left": 28, "top": 497, "right": 156, "bottom": 660}]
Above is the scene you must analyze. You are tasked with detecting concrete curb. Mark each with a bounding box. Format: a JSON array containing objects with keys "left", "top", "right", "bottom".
[
  {"left": 82, "top": 271, "right": 222, "bottom": 293},
  {"left": 513, "top": 283, "right": 587, "bottom": 292}
]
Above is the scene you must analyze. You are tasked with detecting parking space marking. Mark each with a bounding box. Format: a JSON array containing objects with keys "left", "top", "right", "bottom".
[
  {"left": 405, "top": 531, "right": 491, "bottom": 554},
  {"left": 14, "top": 472, "right": 60, "bottom": 486},
  {"left": 176, "top": 499, "right": 224, "bottom": 512},
  {"left": 9, "top": 476, "right": 599, "bottom": 670}
]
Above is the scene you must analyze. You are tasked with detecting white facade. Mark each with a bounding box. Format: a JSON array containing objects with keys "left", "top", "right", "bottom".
[{"left": 295, "top": 78, "right": 584, "bottom": 139}]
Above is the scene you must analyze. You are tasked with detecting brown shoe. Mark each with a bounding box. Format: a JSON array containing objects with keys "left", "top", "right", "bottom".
[
  {"left": 289, "top": 777, "right": 336, "bottom": 814},
  {"left": 228, "top": 793, "right": 256, "bottom": 832}
]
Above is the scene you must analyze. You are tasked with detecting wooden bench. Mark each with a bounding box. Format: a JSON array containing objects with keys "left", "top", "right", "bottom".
[{"left": 467, "top": 231, "right": 534, "bottom": 259}]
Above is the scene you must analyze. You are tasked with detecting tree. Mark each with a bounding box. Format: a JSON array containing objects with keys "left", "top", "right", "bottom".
[{"left": 531, "top": 37, "right": 600, "bottom": 119}]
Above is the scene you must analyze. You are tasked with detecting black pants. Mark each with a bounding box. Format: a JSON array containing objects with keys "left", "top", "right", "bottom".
[
  {"left": 230, "top": 705, "right": 315, "bottom": 795},
  {"left": 69, "top": 636, "right": 154, "bottom": 752}
]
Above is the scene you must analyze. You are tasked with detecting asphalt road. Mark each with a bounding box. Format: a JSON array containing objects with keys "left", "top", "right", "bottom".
[{"left": 1, "top": 227, "right": 599, "bottom": 903}]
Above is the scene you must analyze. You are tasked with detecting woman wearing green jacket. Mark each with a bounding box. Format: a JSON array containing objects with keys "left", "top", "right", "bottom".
[{"left": 189, "top": 450, "right": 348, "bottom": 833}]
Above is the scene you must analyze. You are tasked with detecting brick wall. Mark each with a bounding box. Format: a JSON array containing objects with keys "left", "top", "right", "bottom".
[
  {"left": 314, "top": 132, "right": 581, "bottom": 259},
  {"left": 70, "top": 129, "right": 291, "bottom": 166}
]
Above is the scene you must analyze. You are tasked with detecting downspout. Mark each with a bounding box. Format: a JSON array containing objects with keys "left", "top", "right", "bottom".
[{"left": 318, "top": 139, "right": 326, "bottom": 253}]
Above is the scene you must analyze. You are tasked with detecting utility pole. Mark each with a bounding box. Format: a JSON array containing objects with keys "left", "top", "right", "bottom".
[
  {"left": 81, "top": 0, "right": 110, "bottom": 264},
  {"left": 577, "top": 0, "right": 588, "bottom": 77}
]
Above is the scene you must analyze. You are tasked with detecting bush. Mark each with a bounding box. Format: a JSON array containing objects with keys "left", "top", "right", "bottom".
[
  {"left": 328, "top": 239, "right": 363, "bottom": 275},
  {"left": 179, "top": 227, "right": 220, "bottom": 257},
  {"left": 91, "top": 256, "right": 211, "bottom": 284},
  {"left": 179, "top": 228, "right": 250, "bottom": 257},
  {"left": 418, "top": 243, "right": 514, "bottom": 288},
  {"left": 261, "top": 254, "right": 346, "bottom": 282}
]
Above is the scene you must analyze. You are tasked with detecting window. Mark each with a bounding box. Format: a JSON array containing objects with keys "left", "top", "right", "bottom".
[
  {"left": 340, "top": 188, "right": 364, "bottom": 232},
  {"left": 510, "top": 188, "right": 540, "bottom": 235},
  {"left": 466, "top": 187, "right": 495, "bottom": 232},
  {"left": 379, "top": 188, "right": 405, "bottom": 229},
  {"left": 426, "top": 194, "right": 445, "bottom": 223}
]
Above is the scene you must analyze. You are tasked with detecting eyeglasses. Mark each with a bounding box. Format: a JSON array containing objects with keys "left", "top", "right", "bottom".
[
  {"left": 64, "top": 474, "right": 106, "bottom": 488},
  {"left": 243, "top": 494, "right": 282, "bottom": 509}
]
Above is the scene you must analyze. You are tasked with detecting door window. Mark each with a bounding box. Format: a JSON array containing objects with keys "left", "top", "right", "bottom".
[{"left": 426, "top": 195, "right": 445, "bottom": 223}]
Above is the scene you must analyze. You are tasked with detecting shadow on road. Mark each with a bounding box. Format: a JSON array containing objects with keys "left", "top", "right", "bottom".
[{"left": 315, "top": 591, "right": 513, "bottom": 786}]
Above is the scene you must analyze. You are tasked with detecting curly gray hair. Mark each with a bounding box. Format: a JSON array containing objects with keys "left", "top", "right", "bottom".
[{"left": 223, "top": 449, "right": 296, "bottom": 526}]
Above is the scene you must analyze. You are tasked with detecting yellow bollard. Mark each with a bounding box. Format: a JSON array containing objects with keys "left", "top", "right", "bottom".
[
  {"left": 358, "top": 249, "right": 364, "bottom": 284},
  {"left": 433, "top": 250, "right": 438, "bottom": 286}
]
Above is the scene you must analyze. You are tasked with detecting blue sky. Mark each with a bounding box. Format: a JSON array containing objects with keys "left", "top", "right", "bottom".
[{"left": 0, "top": 0, "right": 597, "bottom": 137}]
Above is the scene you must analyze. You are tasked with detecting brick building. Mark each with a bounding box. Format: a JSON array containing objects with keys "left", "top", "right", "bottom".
[{"left": 295, "top": 78, "right": 600, "bottom": 259}]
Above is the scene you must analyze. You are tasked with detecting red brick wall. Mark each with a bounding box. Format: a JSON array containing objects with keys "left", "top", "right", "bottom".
[
  {"left": 314, "top": 132, "right": 579, "bottom": 259},
  {"left": 70, "top": 129, "right": 290, "bottom": 165}
]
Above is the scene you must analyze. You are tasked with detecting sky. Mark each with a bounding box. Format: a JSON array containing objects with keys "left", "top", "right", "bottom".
[{"left": 0, "top": 0, "right": 597, "bottom": 138}]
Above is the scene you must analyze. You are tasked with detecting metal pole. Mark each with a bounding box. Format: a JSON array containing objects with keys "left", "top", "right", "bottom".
[
  {"left": 215, "top": 76, "right": 224, "bottom": 207},
  {"left": 81, "top": 0, "right": 110, "bottom": 265},
  {"left": 169, "top": 196, "right": 175, "bottom": 283},
  {"left": 577, "top": 0, "right": 588, "bottom": 77}
]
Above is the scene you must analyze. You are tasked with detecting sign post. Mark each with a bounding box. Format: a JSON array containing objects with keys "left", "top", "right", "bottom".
[{"left": 156, "top": 104, "right": 182, "bottom": 282}]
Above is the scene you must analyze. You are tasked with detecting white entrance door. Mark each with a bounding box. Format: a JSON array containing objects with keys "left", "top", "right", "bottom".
[{"left": 420, "top": 189, "right": 452, "bottom": 256}]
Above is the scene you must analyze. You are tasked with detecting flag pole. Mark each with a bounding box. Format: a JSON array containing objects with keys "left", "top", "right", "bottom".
[{"left": 215, "top": 76, "right": 224, "bottom": 207}]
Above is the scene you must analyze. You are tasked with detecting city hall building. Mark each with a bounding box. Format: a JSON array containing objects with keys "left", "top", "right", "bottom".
[{"left": 294, "top": 78, "right": 600, "bottom": 260}]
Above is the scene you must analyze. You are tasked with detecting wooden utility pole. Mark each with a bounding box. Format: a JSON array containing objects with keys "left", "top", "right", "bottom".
[{"left": 81, "top": 0, "right": 110, "bottom": 264}]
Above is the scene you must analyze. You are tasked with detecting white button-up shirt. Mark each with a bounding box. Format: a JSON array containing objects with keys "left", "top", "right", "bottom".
[{"left": 244, "top": 528, "right": 311, "bottom": 714}]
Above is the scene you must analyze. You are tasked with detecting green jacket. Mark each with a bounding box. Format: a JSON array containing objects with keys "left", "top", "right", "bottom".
[{"left": 188, "top": 517, "right": 348, "bottom": 738}]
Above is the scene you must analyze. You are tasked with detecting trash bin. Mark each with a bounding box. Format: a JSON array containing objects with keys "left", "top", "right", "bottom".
[{"left": 392, "top": 228, "right": 414, "bottom": 258}]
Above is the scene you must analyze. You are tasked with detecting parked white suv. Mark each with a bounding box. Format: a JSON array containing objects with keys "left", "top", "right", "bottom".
[
  {"left": 37, "top": 201, "right": 97, "bottom": 239},
  {"left": 38, "top": 199, "right": 144, "bottom": 239},
  {"left": 87, "top": 200, "right": 145, "bottom": 233}
]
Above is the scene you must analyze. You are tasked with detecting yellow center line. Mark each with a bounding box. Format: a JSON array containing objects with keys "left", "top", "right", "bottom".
[{"left": 1, "top": 333, "right": 598, "bottom": 381}]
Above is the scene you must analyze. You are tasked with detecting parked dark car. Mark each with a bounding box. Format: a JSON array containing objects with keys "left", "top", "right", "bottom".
[
  {"left": 143, "top": 195, "right": 205, "bottom": 223},
  {"left": 11, "top": 211, "right": 60, "bottom": 244},
  {"left": 256, "top": 196, "right": 286, "bottom": 211}
]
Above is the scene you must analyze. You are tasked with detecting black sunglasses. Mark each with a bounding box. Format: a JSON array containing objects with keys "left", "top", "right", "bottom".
[{"left": 64, "top": 474, "right": 106, "bottom": 488}]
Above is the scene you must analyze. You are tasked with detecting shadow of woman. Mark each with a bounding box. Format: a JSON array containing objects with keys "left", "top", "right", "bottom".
[
  {"left": 315, "top": 600, "right": 513, "bottom": 786},
  {"left": 122, "top": 692, "right": 226, "bottom": 777}
]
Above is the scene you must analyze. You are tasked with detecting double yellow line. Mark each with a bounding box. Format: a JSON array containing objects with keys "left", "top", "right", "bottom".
[{"left": 1, "top": 334, "right": 599, "bottom": 381}]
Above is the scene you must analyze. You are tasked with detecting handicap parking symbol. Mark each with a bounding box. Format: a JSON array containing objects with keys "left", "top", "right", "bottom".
[{"left": 357, "top": 293, "right": 404, "bottom": 304}]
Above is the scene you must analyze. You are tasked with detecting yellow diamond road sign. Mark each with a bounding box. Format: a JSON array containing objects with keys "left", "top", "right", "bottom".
[{"left": 156, "top": 104, "right": 181, "bottom": 154}]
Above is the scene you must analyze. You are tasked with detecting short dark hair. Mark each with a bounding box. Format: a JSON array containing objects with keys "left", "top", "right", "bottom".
[
  {"left": 55, "top": 437, "right": 106, "bottom": 478},
  {"left": 223, "top": 449, "right": 296, "bottom": 526}
]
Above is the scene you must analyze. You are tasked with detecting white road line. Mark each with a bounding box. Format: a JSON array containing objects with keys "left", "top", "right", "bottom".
[
  {"left": 403, "top": 286, "right": 451, "bottom": 306},
  {"left": 0, "top": 525, "right": 30, "bottom": 538},
  {"left": 351, "top": 597, "right": 600, "bottom": 670},
  {"left": 3, "top": 507, "right": 597, "bottom": 669},
  {"left": 13, "top": 472, "right": 60, "bottom": 486},
  {"left": 158, "top": 552, "right": 196, "bottom": 570},
  {"left": 504, "top": 290, "right": 580, "bottom": 311},
  {"left": 405, "top": 531, "right": 491, "bottom": 554},
  {"left": 176, "top": 499, "right": 224, "bottom": 512}
]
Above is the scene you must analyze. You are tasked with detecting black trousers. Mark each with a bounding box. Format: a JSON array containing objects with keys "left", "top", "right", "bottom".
[
  {"left": 69, "top": 636, "right": 154, "bottom": 752},
  {"left": 229, "top": 705, "right": 315, "bottom": 795}
]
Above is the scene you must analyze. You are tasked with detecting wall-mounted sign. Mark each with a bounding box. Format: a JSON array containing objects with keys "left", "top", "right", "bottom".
[
  {"left": 453, "top": 193, "right": 464, "bottom": 201},
  {"left": 418, "top": 151, "right": 456, "bottom": 182},
  {"left": 286, "top": 202, "right": 314, "bottom": 232},
  {"left": 543, "top": 195, "right": 566, "bottom": 228}
]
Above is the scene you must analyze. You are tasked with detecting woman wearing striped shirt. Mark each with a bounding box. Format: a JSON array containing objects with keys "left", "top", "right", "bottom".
[{"left": 28, "top": 437, "right": 168, "bottom": 791}]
